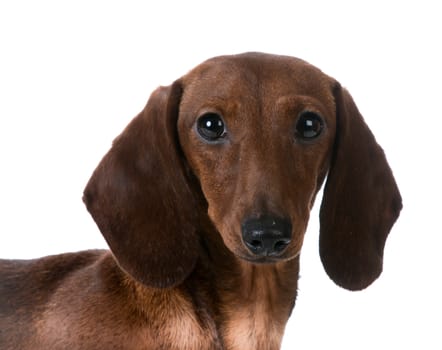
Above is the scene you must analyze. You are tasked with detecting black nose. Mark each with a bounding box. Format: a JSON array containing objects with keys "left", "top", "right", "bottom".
[{"left": 241, "top": 216, "right": 292, "bottom": 257}]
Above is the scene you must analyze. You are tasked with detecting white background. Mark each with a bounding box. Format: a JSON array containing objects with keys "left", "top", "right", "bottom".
[{"left": 1, "top": 1, "right": 441, "bottom": 349}]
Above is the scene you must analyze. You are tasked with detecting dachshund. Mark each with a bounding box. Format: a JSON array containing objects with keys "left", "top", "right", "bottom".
[{"left": 0, "top": 52, "right": 402, "bottom": 350}]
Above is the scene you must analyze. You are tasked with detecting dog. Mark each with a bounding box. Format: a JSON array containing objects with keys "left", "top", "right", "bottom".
[{"left": 0, "top": 52, "right": 402, "bottom": 350}]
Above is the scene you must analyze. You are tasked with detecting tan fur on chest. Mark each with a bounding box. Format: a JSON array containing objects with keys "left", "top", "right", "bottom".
[
  {"left": 220, "top": 262, "right": 296, "bottom": 350},
  {"left": 151, "top": 310, "right": 214, "bottom": 350},
  {"left": 134, "top": 284, "right": 219, "bottom": 350},
  {"left": 223, "top": 308, "right": 284, "bottom": 350},
  {"left": 152, "top": 300, "right": 215, "bottom": 350}
]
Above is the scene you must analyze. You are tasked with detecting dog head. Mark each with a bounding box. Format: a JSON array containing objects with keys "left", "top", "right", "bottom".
[{"left": 84, "top": 53, "right": 402, "bottom": 290}]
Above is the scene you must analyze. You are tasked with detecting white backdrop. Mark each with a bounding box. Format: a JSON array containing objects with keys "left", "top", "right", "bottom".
[{"left": 1, "top": 1, "right": 441, "bottom": 349}]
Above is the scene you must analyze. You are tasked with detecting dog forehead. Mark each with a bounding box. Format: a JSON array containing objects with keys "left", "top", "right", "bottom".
[{"left": 180, "top": 53, "right": 335, "bottom": 107}]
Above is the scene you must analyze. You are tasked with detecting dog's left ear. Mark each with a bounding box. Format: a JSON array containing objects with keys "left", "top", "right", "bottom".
[
  {"left": 83, "top": 81, "right": 200, "bottom": 288},
  {"left": 319, "top": 83, "right": 402, "bottom": 291}
]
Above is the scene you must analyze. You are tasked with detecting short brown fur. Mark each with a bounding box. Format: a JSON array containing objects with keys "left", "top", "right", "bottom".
[{"left": 0, "top": 53, "right": 401, "bottom": 349}]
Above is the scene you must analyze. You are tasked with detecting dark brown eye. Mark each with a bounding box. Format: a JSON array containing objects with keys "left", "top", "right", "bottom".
[
  {"left": 295, "top": 111, "right": 324, "bottom": 140},
  {"left": 197, "top": 113, "right": 226, "bottom": 141}
]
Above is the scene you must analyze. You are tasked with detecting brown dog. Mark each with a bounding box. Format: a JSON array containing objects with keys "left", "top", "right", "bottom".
[{"left": 0, "top": 53, "right": 402, "bottom": 350}]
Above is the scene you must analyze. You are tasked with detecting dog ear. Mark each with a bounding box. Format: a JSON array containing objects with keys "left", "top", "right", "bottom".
[
  {"left": 83, "top": 81, "right": 200, "bottom": 288},
  {"left": 319, "top": 83, "right": 402, "bottom": 291}
]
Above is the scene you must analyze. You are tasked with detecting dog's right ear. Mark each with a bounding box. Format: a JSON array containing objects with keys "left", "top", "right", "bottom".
[{"left": 83, "top": 81, "right": 200, "bottom": 288}]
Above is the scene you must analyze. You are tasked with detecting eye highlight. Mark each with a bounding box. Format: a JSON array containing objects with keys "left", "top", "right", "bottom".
[
  {"left": 197, "top": 113, "right": 226, "bottom": 141},
  {"left": 295, "top": 111, "right": 324, "bottom": 140}
]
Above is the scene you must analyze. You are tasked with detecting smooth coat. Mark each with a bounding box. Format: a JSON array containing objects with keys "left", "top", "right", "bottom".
[{"left": 0, "top": 53, "right": 402, "bottom": 350}]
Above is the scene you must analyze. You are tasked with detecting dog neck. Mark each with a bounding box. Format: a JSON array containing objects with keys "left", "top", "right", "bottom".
[
  {"left": 195, "top": 228, "right": 300, "bottom": 350},
  {"left": 216, "top": 258, "right": 299, "bottom": 350}
]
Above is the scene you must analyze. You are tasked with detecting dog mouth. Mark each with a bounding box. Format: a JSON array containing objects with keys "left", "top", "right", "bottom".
[
  {"left": 234, "top": 237, "right": 302, "bottom": 264},
  {"left": 242, "top": 256, "right": 285, "bottom": 264},
  {"left": 236, "top": 250, "right": 298, "bottom": 264}
]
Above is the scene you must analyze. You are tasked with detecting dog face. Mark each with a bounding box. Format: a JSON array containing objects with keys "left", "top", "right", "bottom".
[
  {"left": 84, "top": 52, "right": 401, "bottom": 290},
  {"left": 178, "top": 53, "right": 336, "bottom": 263}
]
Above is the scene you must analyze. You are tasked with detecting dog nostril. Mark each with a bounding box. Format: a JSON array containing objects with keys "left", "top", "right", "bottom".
[
  {"left": 250, "top": 240, "right": 263, "bottom": 249},
  {"left": 274, "top": 240, "right": 290, "bottom": 253}
]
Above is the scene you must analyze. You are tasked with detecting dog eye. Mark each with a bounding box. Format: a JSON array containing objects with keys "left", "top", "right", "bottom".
[
  {"left": 295, "top": 111, "right": 324, "bottom": 140},
  {"left": 197, "top": 113, "right": 226, "bottom": 141}
]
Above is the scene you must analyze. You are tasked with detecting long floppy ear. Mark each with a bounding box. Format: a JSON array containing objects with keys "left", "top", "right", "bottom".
[
  {"left": 83, "top": 82, "right": 200, "bottom": 288},
  {"left": 319, "top": 83, "right": 402, "bottom": 291}
]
